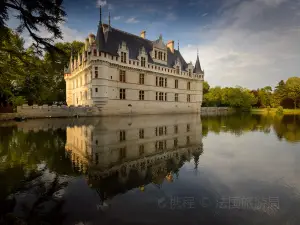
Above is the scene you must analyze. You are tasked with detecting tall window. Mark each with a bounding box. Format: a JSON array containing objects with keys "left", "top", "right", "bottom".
[
  {"left": 95, "top": 66, "right": 98, "bottom": 78},
  {"left": 141, "top": 57, "right": 146, "bottom": 67},
  {"left": 159, "top": 92, "right": 164, "bottom": 101},
  {"left": 156, "top": 77, "right": 158, "bottom": 86},
  {"left": 120, "top": 130, "right": 126, "bottom": 142},
  {"left": 187, "top": 124, "right": 190, "bottom": 132},
  {"left": 174, "top": 125, "right": 178, "bottom": 134},
  {"left": 163, "top": 53, "right": 166, "bottom": 61},
  {"left": 93, "top": 49, "right": 97, "bottom": 56},
  {"left": 121, "top": 52, "right": 127, "bottom": 63},
  {"left": 165, "top": 93, "right": 167, "bottom": 101},
  {"left": 156, "top": 92, "right": 158, "bottom": 100},
  {"left": 188, "top": 69, "right": 192, "bottom": 77},
  {"left": 139, "top": 145, "right": 144, "bottom": 156},
  {"left": 174, "top": 138, "right": 178, "bottom": 148},
  {"left": 119, "top": 70, "right": 126, "bottom": 82},
  {"left": 175, "top": 93, "right": 178, "bottom": 102},
  {"left": 159, "top": 77, "right": 164, "bottom": 87},
  {"left": 175, "top": 79, "right": 178, "bottom": 88},
  {"left": 139, "top": 74, "right": 145, "bottom": 84},
  {"left": 186, "top": 136, "right": 190, "bottom": 145},
  {"left": 176, "top": 66, "right": 180, "bottom": 74},
  {"left": 187, "top": 94, "right": 191, "bottom": 102},
  {"left": 139, "top": 129, "right": 144, "bottom": 139},
  {"left": 187, "top": 82, "right": 190, "bottom": 90},
  {"left": 155, "top": 50, "right": 157, "bottom": 58},
  {"left": 120, "top": 89, "right": 126, "bottom": 99},
  {"left": 165, "top": 78, "right": 167, "bottom": 87},
  {"left": 139, "top": 90, "right": 145, "bottom": 100},
  {"left": 119, "top": 147, "right": 126, "bottom": 160}
]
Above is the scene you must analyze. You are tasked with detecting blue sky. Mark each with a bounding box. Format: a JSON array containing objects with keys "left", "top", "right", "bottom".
[{"left": 8, "top": 0, "right": 300, "bottom": 89}]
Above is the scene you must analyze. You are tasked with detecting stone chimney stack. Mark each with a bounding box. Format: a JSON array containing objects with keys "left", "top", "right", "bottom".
[
  {"left": 85, "top": 38, "right": 89, "bottom": 51},
  {"left": 140, "top": 30, "right": 146, "bottom": 39},
  {"left": 167, "top": 40, "right": 174, "bottom": 53},
  {"left": 88, "top": 33, "right": 95, "bottom": 45}
]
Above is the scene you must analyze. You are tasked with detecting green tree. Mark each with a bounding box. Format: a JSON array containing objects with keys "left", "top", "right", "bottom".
[
  {"left": 203, "top": 81, "right": 210, "bottom": 94},
  {"left": 258, "top": 86, "right": 272, "bottom": 108},
  {"left": 285, "top": 77, "right": 300, "bottom": 109}
]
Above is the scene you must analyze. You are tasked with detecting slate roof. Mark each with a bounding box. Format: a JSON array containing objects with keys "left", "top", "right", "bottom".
[
  {"left": 95, "top": 24, "right": 189, "bottom": 71},
  {"left": 193, "top": 54, "right": 203, "bottom": 74}
]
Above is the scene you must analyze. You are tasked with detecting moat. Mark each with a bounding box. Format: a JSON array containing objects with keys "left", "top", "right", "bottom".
[{"left": 0, "top": 114, "right": 300, "bottom": 225}]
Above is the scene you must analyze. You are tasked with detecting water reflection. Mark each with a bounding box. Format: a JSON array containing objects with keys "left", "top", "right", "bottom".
[{"left": 0, "top": 114, "right": 300, "bottom": 224}]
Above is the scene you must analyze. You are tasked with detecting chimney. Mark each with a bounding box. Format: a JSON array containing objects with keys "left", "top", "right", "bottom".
[
  {"left": 85, "top": 38, "right": 89, "bottom": 51},
  {"left": 88, "top": 33, "right": 95, "bottom": 45},
  {"left": 140, "top": 30, "right": 146, "bottom": 39},
  {"left": 167, "top": 40, "right": 174, "bottom": 53}
]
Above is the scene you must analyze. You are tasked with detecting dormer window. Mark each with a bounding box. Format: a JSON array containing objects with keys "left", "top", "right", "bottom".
[
  {"left": 141, "top": 57, "right": 146, "bottom": 67},
  {"left": 164, "top": 53, "right": 166, "bottom": 61},
  {"left": 155, "top": 50, "right": 157, "bottom": 58},
  {"left": 121, "top": 52, "right": 127, "bottom": 63},
  {"left": 93, "top": 49, "right": 97, "bottom": 56},
  {"left": 188, "top": 69, "right": 192, "bottom": 77}
]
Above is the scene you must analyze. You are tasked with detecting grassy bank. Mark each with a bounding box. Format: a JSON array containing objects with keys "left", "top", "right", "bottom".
[{"left": 251, "top": 108, "right": 300, "bottom": 115}]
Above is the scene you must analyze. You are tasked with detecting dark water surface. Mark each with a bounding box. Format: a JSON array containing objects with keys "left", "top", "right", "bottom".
[{"left": 0, "top": 114, "right": 300, "bottom": 225}]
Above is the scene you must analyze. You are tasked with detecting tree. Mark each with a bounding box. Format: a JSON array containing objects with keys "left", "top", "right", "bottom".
[
  {"left": 257, "top": 86, "right": 272, "bottom": 108},
  {"left": 203, "top": 86, "right": 222, "bottom": 106},
  {"left": 1, "top": 0, "right": 66, "bottom": 56},
  {"left": 272, "top": 80, "right": 286, "bottom": 108},
  {"left": 203, "top": 81, "right": 210, "bottom": 94},
  {"left": 285, "top": 77, "right": 300, "bottom": 109}
]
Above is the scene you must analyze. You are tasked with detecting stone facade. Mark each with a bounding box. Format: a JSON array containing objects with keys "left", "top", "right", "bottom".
[{"left": 64, "top": 13, "right": 204, "bottom": 116}]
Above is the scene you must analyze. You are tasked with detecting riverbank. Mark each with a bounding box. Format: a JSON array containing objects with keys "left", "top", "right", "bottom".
[{"left": 251, "top": 108, "right": 300, "bottom": 115}]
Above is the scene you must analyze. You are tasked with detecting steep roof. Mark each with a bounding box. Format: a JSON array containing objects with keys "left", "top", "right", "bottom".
[
  {"left": 95, "top": 24, "right": 188, "bottom": 71},
  {"left": 193, "top": 54, "right": 203, "bottom": 74}
]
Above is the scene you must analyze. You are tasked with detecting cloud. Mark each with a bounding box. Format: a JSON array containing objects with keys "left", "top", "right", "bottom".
[
  {"left": 96, "top": 0, "right": 107, "bottom": 7},
  {"left": 113, "top": 16, "right": 121, "bottom": 20},
  {"left": 166, "top": 12, "right": 177, "bottom": 21},
  {"left": 180, "top": 0, "right": 300, "bottom": 89},
  {"left": 202, "top": 13, "right": 208, "bottom": 17},
  {"left": 126, "top": 17, "right": 139, "bottom": 23}
]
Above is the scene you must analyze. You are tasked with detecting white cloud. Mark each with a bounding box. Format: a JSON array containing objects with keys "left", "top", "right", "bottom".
[
  {"left": 96, "top": 0, "right": 107, "bottom": 7},
  {"left": 113, "top": 16, "right": 121, "bottom": 20},
  {"left": 126, "top": 17, "right": 139, "bottom": 24},
  {"left": 202, "top": 13, "right": 208, "bottom": 17},
  {"left": 166, "top": 12, "right": 177, "bottom": 21},
  {"left": 180, "top": 0, "right": 300, "bottom": 89}
]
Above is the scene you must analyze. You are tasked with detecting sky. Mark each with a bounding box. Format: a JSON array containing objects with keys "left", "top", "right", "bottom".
[{"left": 7, "top": 0, "right": 300, "bottom": 89}]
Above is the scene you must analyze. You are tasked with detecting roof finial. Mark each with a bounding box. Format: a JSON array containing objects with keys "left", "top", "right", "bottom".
[
  {"left": 99, "top": 5, "right": 102, "bottom": 25},
  {"left": 197, "top": 48, "right": 199, "bottom": 56},
  {"left": 109, "top": 11, "right": 111, "bottom": 27}
]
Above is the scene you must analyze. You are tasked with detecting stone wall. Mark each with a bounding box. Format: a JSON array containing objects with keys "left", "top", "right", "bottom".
[
  {"left": 15, "top": 104, "right": 102, "bottom": 119},
  {"left": 201, "top": 107, "right": 231, "bottom": 115}
]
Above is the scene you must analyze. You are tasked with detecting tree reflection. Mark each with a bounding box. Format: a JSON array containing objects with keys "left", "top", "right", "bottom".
[{"left": 202, "top": 114, "right": 300, "bottom": 142}]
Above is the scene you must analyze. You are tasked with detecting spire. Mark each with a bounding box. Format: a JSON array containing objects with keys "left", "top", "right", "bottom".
[
  {"left": 178, "top": 40, "right": 179, "bottom": 51},
  {"left": 193, "top": 49, "right": 203, "bottom": 74},
  {"left": 109, "top": 11, "right": 111, "bottom": 27},
  {"left": 99, "top": 5, "right": 102, "bottom": 25}
]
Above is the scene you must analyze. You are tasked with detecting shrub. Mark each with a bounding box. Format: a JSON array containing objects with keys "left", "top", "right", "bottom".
[{"left": 276, "top": 106, "right": 284, "bottom": 115}]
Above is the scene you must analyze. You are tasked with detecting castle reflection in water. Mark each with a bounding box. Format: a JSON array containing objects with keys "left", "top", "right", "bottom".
[{"left": 64, "top": 114, "right": 203, "bottom": 199}]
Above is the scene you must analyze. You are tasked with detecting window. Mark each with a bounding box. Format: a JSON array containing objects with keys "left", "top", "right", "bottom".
[
  {"left": 139, "top": 145, "right": 144, "bottom": 156},
  {"left": 139, "top": 90, "right": 144, "bottom": 100},
  {"left": 121, "top": 52, "right": 127, "bottom": 63},
  {"left": 120, "top": 130, "right": 126, "bottom": 142},
  {"left": 175, "top": 93, "right": 178, "bottom": 102},
  {"left": 159, "top": 92, "right": 164, "bottom": 101},
  {"left": 175, "top": 79, "right": 178, "bottom": 88},
  {"left": 165, "top": 93, "right": 167, "bottom": 101},
  {"left": 141, "top": 57, "right": 146, "bottom": 67},
  {"left": 187, "top": 82, "right": 191, "bottom": 90},
  {"left": 95, "top": 66, "right": 98, "bottom": 78},
  {"left": 93, "top": 49, "right": 97, "bottom": 56},
  {"left": 104, "top": 53, "right": 107, "bottom": 57},
  {"left": 188, "top": 69, "right": 192, "bottom": 77},
  {"left": 156, "top": 92, "right": 158, "bottom": 101},
  {"left": 111, "top": 56, "right": 114, "bottom": 60},
  {"left": 155, "top": 50, "right": 157, "bottom": 58},
  {"left": 187, "top": 124, "right": 190, "bottom": 132},
  {"left": 165, "top": 78, "right": 167, "bottom": 87},
  {"left": 95, "top": 88, "right": 98, "bottom": 92},
  {"left": 174, "top": 125, "right": 178, "bottom": 134},
  {"left": 85, "top": 91, "right": 87, "bottom": 100},
  {"left": 139, "top": 129, "right": 144, "bottom": 139},
  {"left": 119, "top": 70, "right": 126, "bottom": 82},
  {"left": 164, "top": 53, "right": 166, "bottom": 61},
  {"left": 139, "top": 74, "right": 145, "bottom": 84},
  {"left": 159, "top": 77, "right": 164, "bottom": 87},
  {"left": 186, "top": 136, "right": 190, "bottom": 145},
  {"left": 176, "top": 66, "right": 180, "bottom": 74},
  {"left": 187, "top": 94, "right": 191, "bottom": 102},
  {"left": 174, "top": 138, "right": 178, "bottom": 148},
  {"left": 120, "top": 89, "right": 126, "bottom": 99},
  {"left": 119, "top": 147, "right": 126, "bottom": 160},
  {"left": 164, "top": 126, "right": 167, "bottom": 135},
  {"left": 156, "top": 77, "right": 158, "bottom": 86},
  {"left": 159, "top": 126, "right": 164, "bottom": 136},
  {"left": 158, "top": 52, "right": 162, "bottom": 60}
]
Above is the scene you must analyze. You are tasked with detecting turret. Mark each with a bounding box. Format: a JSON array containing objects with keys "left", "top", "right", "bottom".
[{"left": 193, "top": 49, "right": 203, "bottom": 74}]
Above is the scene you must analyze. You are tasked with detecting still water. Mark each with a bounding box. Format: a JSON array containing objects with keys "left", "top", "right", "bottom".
[{"left": 0, "top": 114, "right": 300, "bottom": 225}]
